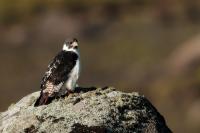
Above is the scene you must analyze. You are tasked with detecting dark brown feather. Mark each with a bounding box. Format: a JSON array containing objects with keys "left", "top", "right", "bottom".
[{"left": 34, "top": 92, "right": 53, "bottom": 107}]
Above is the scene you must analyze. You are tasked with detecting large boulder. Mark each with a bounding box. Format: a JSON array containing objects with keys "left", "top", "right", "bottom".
[{"left": 0, "top": 87, "right": 172, "bottom": 133}]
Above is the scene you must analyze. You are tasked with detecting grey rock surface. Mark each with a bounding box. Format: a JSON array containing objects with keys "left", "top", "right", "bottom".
[{"left": 0, "top": 87, "right": 172, "bottom": 133}]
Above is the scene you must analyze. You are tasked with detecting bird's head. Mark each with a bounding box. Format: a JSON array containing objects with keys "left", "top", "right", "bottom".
[{"left": 63, "top": 38, "right": 78, "bottom": 52}]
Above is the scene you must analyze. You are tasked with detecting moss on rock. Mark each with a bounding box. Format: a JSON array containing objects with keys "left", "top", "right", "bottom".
[{"left": 0, "top": 87, "right": 172, "bottom": 133}]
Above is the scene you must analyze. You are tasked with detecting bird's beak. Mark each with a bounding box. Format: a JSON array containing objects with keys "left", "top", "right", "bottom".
[
  {"left": 72, "top": 41, "right": 78, "bottom": 47},
  {"left": 70, "top": 41, "right": 78, "bottom": 49}
]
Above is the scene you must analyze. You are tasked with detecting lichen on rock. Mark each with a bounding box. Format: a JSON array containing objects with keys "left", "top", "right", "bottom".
[{"left": 0, "top": 87, "right": 172, "bottom": 133}]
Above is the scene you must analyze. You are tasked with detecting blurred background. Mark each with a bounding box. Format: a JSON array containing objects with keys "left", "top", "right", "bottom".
[{"left": 1, "top": 0, "right": 200, "bottom": 132}]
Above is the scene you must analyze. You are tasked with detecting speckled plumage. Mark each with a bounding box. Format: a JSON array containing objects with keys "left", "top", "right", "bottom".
[{"left": 34, "top": 39, "right": 80, "bottom": 106}]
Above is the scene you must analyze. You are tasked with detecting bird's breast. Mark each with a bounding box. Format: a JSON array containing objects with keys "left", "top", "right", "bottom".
[{"left": 65, "top": 59, "right": 80, "bottom": 90}]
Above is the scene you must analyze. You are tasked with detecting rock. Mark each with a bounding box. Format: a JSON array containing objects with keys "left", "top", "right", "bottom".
[{"left": 0, "top": 87, "right": 172, "bottom": 133}]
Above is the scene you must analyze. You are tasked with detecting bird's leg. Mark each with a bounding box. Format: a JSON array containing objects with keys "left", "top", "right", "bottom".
[
  {"left": 62, "top": 89, "right": 74, "bottom": 98},
  {"left": 61, "top": 88, "right": 72, "bottom": 98},
  {"left": 66, "top": 89, "right": 73, "bottom": 96}
]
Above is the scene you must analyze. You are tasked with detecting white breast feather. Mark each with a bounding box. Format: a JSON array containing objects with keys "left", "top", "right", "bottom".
[{"left": 65, "top": 59, "right": 80, "bottom": 91}]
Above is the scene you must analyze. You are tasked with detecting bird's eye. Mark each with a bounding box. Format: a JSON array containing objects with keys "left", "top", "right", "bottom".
[
  {"left": 74, "top": 46, "right": 78, "bottom": 49},
  {"left": 68, "top": 45, "right": 73, "bottom": 49}
]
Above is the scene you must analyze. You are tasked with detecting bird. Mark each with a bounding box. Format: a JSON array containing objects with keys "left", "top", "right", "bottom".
[{"left": 34, "top": 38, "right": 80, "bottom": 106}]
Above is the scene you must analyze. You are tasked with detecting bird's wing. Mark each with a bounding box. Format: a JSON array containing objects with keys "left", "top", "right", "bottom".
[{"left": 40, "top": 51, "right": 79, "bottom": 90}]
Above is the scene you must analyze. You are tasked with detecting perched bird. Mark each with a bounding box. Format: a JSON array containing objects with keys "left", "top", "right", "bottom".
[{"left": 34, "top": 38, "right": 80, "bottom": 106}]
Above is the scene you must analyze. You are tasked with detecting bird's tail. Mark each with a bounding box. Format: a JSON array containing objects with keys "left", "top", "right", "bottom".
[{"left": 34, "top": 92, "right": 53, "bottom": 107}]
